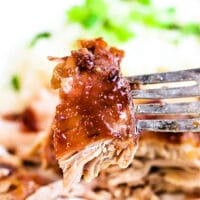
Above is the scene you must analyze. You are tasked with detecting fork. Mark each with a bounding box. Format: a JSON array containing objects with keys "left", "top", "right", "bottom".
[{"left": 126, "top": 68, "right": 200, "bottom": 132}]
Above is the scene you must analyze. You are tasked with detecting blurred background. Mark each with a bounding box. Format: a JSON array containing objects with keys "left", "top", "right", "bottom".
[{"left": 0, "top": 0, "right": 200, "bottom": 113}]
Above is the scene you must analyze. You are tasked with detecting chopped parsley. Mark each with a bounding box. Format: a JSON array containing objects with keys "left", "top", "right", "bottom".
[
  {"left": 67, "top": 0, "right": 134, "bottom": 42},
  {"left": 181, "top": 23, "right": 200, "bottom": 35},
  {"left": 67, "top": 0, "right": 107, "bottom": 29},
  {"left": 66, "top": 0, "right": 200, "bottom": 43},
  {"left": 29, "top": 32, "right": 52, "bottom": 47},
  {"left": 166, "top": 7, "right": 176, "bottom": 15},
  {"left": 129, "top": 3, "right": 177, "bottom": 29},
  {"left": 103, "top": 20, "right": 134, "bottom": 42},
  {"left": 137, "top": 0, "right": 151, "bottom": 5},
  {"left": 129, "top": 3, "right": 200, "bottom": 37},
  {"left": 11, "top": 75, "right": 21, "bottom": 91}
]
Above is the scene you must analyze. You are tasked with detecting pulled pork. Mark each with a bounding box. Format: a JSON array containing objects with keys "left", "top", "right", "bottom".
[
  {"left": 50, "top": 38, "right": 138, "bottom": 190},
  {"left": 29, "top": 132, "right": 200, "bottom": 200},
  {"left": 0, "top": 146, "right": 58, "bottom": 200}
]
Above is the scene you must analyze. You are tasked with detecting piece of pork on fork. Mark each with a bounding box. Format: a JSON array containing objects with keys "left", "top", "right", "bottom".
[{"left": 50, "top": 38, "right": 138, "bottom": 190}]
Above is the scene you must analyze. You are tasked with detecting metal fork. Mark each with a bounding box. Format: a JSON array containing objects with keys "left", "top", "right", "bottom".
[{"left": 126, "top": 68, "right": 200, "bottom": 132}]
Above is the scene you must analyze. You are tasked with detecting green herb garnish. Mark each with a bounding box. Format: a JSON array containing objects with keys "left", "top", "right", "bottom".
[
  {"left": 129, "top": 4, "right": 200, "bottom": 37},
  {"left": 67, "top": 0, "right": 107, "bottom": 28},
  {"left": 67, "top": 0, "right": 134, "bottom": 43},
  {"left": 103, "top": 20, "right": 135, "bottom": 42},
  {"left": 166, "top": 7, "right": 176, "bottom": 15},
  {"left": 66, "top": 0, "right": 200, "bottom": 43},
  {"left": 29, "top": 32, "right": 52, "bottom": 47},
  {"left": 11, "top": 75, "right": 21, "bottom": 91},
  {"left": 182, "top": 23, "right": 200, "bottom": 35},
  {"left": 138, "top": 0, "right": 151, "bottom": 5}
]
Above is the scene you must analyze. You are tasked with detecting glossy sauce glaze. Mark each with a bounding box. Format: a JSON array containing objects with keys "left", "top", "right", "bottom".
[{"left": 51, "top": 38, "right": 136, "bottom": 158}]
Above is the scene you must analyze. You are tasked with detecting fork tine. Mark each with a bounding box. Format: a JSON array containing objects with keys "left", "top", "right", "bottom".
[
  {"left": 137, "top": 118, "right": 200, "bottom": 132},
  {"left": 135, "top": 102, "right": 200, "bottom": 115},
  {"left": 126, "top": 68, "right": 200, "bottom": 84},
  {"left": 132, "top": 85, "right": 200, "bottom": 99},
  {"left": 130, "top": 68, "right": 200, "bottom": 132}
]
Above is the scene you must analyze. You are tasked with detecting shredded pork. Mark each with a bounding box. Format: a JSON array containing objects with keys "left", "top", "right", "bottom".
[
  {"left": 29, "top": 128, "right": 200, "bottom": 200},
  {"left": 50, "top": 38, "right": 138, "bottom": 190}
]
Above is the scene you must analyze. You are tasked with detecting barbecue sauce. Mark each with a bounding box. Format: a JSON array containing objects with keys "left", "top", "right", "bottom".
[{"left": 51, "top": 38, "right": 135, "bottom": 158}]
